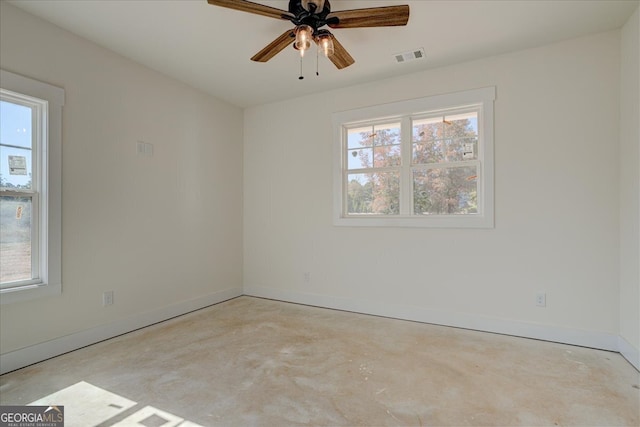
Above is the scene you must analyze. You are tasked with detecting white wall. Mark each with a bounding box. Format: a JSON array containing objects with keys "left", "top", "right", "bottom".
[
  {"left": 244, "top": 31, "right": 623, "bottom": 350},
  {"left": 619, "top": 6, "right": 640, "bottom": 368},
  {"left": 0, "top": 2, "right": 243, "bottom": 366},
  {"left": 2, "top": 1, "right": 636, "bottom": 373}
]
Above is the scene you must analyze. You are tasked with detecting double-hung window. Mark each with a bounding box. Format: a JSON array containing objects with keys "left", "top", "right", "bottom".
[
  {"left": 333, "top": 87, "right": 495, "bottom": 228},
  {"left": 0, "top": 70, "right": 63, "bottom": 302}
]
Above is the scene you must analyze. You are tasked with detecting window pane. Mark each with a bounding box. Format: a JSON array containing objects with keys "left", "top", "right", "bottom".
[
  {"left": 413, "top": 112, "right": 478, "bottom": 165},
  {"left": 374, "top": 145, "right": 401, "bottom": 167},
  {"left": 1, "top": 99, "right": 33, "bottom": 190},
  {"left": 347, "top": 126, "right": 373, "bottom": 149},
  {"left": 0, "top": 195, "right": 33, "bottom": 284},
  {"left": 0, "top": 145, "right": 33, "bottom": 189},
  {"left": 349, "top": 123, "right": 402, "bottom": 169},
  {"left": 374, "top": 123, "right": 401, "bottom": 146},
  {"left": 348, "top": 147, "right": 373, "bottom": 170},
  {"left": 443, "top": 137, "right": 478, "bottom": 162},
  {"left": 413, "top": 140, "right": 444, "bottom": 164},
  {"left": 413, "top": 167, "right": 478, "bottom": 215},
  {"left": 347, "top": 172, "right": 400, "bottom": 215},
  {"left": 412, "top": 117, "right": 443, "bottom": 164},
  {"left": 445, "top": 112, "right": 478, "bottom": 137},
  {"left": 0, "top": 100, "right": 32, "bottom": 149},
  {"left": 412, "top": 117, "right": 442, "bottom": 142}
]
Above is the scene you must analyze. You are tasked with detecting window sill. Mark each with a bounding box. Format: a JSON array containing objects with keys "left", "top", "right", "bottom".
[
  {"left": 333, "top": 214, "right": 494, "bottom": 228},
  {"left": 0, "top": 282, "right": 61, "bottom": 305}
]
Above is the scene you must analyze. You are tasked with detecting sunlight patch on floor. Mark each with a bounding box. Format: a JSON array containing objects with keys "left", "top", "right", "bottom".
[{"left": 29, "top": 381, "right": 202, "bottom": 427}]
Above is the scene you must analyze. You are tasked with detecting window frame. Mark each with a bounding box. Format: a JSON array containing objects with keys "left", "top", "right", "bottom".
[
  {"left": 1, "top": 92, "right": 43, "bottom": 287},
  {"left": 0, "top": 70, "right": 64, "bottom": 303},
  {"left": 333, "top": 87, "right": 495, "bottom": 228}
]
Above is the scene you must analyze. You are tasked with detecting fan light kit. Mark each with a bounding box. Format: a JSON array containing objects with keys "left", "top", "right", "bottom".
[
  {"left": 294, "top": 24, "right": 313, "bottom": 56},
  {"left": 207, "top": 0, "right": 410, "bottom": 79}
]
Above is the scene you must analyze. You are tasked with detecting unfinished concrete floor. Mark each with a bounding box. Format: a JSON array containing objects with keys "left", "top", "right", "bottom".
[{"left": 1, "top": 296, "right": 638, "bottom": 426}]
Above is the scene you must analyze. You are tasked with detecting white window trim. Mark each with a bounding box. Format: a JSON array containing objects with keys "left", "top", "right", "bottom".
[
  {"left": 1, "top": 69, "right": 64, "bottom": 304},
  {"left": 332, "top": 87, "right": 495, "bottom": 228}
]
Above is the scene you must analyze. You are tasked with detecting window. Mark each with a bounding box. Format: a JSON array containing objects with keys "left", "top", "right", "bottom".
[
  {"left": 0, "top": 70, "right": 64, "bottom": 302},
  {"left": 333, "top": 87, "right": 495, "bottom": 228}
]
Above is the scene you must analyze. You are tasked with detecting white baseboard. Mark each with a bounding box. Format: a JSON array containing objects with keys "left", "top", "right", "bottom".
[
  {"left": 244, "top": 285, "right": 621, "bottom": 353},
  {"left": 618, "top": 335, "right": 640, "bottom": 371},
  {"left": 0, "top": 287, "right": 242, "bottom": 375},
  {"left": 3, "top": 286, "right": 636, "bottom": 375}
]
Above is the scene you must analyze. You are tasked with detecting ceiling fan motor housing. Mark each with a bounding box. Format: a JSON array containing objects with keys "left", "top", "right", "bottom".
[
  {"left": 289, "top": 0, "right": 332, "bottom": 29},
  {"left": 299, "top": 0, "right": 327, "bottom": 14}
]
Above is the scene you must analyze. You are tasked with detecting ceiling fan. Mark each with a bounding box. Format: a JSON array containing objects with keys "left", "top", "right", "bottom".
[{"left": 206, "top": 0, "right": 410, "bottom": 70}]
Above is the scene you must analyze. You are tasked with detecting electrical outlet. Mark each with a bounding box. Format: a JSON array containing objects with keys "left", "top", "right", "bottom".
[
  {"left": 536, "top": 292, "right": 546, "bottom": 307},
  {"left": 303, "top": 272, "right": 311, "bottom": 283},
  {"left": 103, "top": 291, "right": 114, "bottom": 306}
]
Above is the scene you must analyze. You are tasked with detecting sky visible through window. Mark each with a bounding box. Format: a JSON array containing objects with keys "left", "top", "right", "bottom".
[{"left": 0, "top": 100, "right": 33, "bottom": 188}]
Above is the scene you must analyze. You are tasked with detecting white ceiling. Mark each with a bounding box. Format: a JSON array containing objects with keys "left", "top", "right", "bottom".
[{"left": 8, "top": 0, "right": 639, "bottom": 108}]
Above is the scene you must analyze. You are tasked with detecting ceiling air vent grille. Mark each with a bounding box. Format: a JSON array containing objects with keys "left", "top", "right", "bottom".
[{"left": 394, "top": 48, "right": 426, "bottom": 63}]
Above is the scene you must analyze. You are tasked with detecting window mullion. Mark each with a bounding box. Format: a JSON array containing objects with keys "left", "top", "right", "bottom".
[
  {"left": 347, "top": 166, "right": 399, "bottom": 174},
  {"left": 31, "top": 193, "right": 40, "bottom": 280},
  {"left": 399, "top": 116, "right": 412, "bottom": 215},
  {"left": 413, "top": 160, "right": 480, "bottom": 171}
]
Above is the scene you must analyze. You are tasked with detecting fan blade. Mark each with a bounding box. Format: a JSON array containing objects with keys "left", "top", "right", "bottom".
[
  {"left": 207, "top": 0, "right": 293, "bottom": 21},
  {"left": 327, "top": 5, "right": 409, "bottom": 29},
  {"left": 328, "top": 35, "right": 355, "bottom": 70},
  {"left": 251, "top": 29, "right": 296, "bottom": 62}
]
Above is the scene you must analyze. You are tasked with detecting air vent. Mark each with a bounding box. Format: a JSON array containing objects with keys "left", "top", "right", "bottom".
[{"left": 394, "top": 48, "right": 426, "bottom": 63}]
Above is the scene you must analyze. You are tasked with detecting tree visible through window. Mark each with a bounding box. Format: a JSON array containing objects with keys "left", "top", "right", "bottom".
[
  {"left": 347, "top": 122, "right": 401, "bottom": 215},
  {"left": 412, "top": 111, "right": 479, "bottom": 215}
]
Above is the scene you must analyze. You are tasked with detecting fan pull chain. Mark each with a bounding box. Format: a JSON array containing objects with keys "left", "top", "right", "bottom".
[
  {"left": 299, "top": 57, "right": 304, "bottom": 80},
  {"left": 316, "top": 45, "right": 320, "bottom": 76}
]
